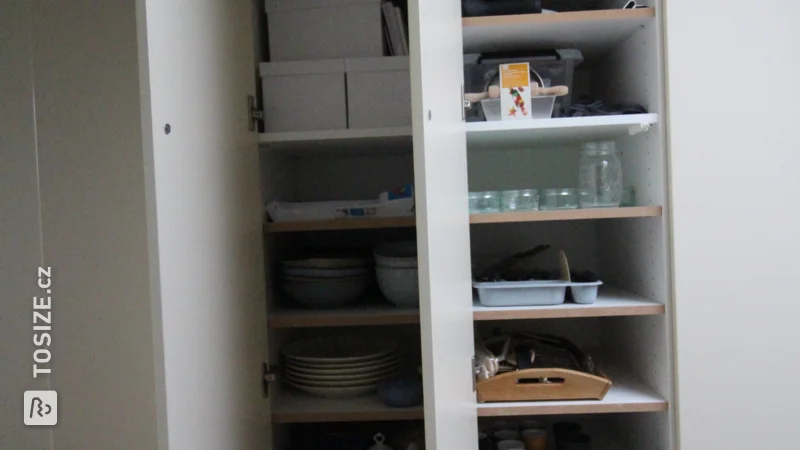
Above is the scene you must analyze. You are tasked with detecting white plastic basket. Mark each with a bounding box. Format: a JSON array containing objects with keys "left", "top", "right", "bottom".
[{"left": 481, "top": 96, "right": 556, "bottom": 121}]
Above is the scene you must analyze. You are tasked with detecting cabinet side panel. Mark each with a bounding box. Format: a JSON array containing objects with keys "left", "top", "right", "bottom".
[{"left": 595, "top": 6, "right": 674, "bottom": 450}]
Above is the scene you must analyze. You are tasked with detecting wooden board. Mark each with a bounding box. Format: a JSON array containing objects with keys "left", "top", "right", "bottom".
[
  {"left": 259, "top": 127, "right": 413, "bottom": 157},
  {"left": 462, "top": 8, "right": 655, "bottom": 58},
  {"left": 470, "top": 206, "right": 662, "bottom": 224},
  {"left": 268, "top": 304, "right": 420, "bottom": 328},
  {"left": 265, "top": 207, "right": 663, "bottom": 232},
  {"left": 476, "top": 368, "right": 611, "bottom": 403},
  {"left": 477, "top": 373, "right": 667, "bottom": 416},
  {"left": 272, "top": 389, "right": 424, "bottom": 423},
  {"left": 473, "top": 287, "right": 664, "bottom": 321}
]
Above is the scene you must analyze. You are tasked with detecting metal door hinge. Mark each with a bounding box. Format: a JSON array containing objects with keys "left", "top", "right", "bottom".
[
  {"left": 249, "top": 95, "right": 264, "bottom": 131},
  {"left": 461, "top": 84, "right": 469, "bottom": 122},
  {"left": 262, "top": 362, "right": 276, "bottom": 398}
]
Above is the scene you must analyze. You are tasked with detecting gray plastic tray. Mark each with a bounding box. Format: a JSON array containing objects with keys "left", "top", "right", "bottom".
[{"left": 473, "top": 280, "right": 603, "bottom": 307}]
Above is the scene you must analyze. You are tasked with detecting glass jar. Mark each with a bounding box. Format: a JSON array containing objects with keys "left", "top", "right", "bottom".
[
  {"left": 474, "top": 191, "right": 501, "bottom": 213},
  {"left": 501, "top": 189, "right": 539, "bottom": 211},
  {"left": 578, "top": 141, "right": 623, "bottom": 208},
  {"left": 468, "top": 192, "right": 480, "bottom": 213},
  {"left": 540, "top": 188, "right": 579, "bottom": 210}
]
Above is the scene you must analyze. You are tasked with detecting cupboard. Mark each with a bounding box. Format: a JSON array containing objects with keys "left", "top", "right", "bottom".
[{"left": 4, "top": 0, "right": 800, "bottom": 449}]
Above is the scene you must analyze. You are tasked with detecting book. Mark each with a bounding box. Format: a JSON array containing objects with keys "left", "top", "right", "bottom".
[{"left": 381, "top": 2, "right": 404, "bottom": 56}]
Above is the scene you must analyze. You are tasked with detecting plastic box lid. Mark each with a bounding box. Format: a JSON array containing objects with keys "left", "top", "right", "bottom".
[{"left": 259, "top": 59, "right": 345, "bottom": 77}]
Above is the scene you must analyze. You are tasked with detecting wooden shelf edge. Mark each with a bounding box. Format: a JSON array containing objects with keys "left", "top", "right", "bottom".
[
  {"left": 462, "top": 8, "right": 655, "bottom": 28},
  {"left": 473, "top": 304, "right": 664, "bottom": 321},
  {"left": 470, "top": 206, "right": 662, "bottom": 224},
  {"left": 265, "top": 207, "right": 661, "bottom": 232},
  {"left": 265, "top": 216, "right": 416, "bottom": 233},
  {"left": 272, "top": 408, "right": 424, "bottom": 424},
  {"left": 476, "top": 401, "right": 667, "bottom": 417},
  {"left": 259, "top": 127, "right": 412, "bottom": 145},
  {"left": 268, "top": 309, "right": 421, "bottom": 328}
]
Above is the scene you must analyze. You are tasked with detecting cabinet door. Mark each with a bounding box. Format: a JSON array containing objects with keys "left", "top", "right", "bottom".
[
  {"left": 408, "top": 1, "right": 479, "bottom": 449},
  {"left": 137, "top": 1, "right": 269, "bottom": 449},
  {"left": 666, "top": 2, "right": 800, "bottom": 449}
]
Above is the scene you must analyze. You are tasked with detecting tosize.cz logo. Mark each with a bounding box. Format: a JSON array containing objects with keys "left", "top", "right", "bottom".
[{"left": 24, "top": 390, "right": 57, "bottom": 426}]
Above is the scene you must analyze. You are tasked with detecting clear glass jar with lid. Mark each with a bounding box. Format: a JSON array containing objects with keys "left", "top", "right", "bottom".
[{"left": 578, "top": 141, "right": 623, "bottom": 208}]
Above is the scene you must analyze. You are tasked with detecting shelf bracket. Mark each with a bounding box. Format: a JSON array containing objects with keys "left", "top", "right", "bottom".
[
  {"left": 628, "top": 122, "right": 653, "bottom": 136},
  {"left": 249, "top": 95, "right": 264, "bottom": 132}
]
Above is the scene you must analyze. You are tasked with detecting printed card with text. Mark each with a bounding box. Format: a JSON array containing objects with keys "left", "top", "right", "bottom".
[{"left": 500, "top": 63, "right": 532, "bottom": 120}]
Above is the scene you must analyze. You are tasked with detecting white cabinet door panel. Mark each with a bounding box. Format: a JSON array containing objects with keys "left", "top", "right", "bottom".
[
  {"left": 666, "top": 1, "right": 800, "bottom": 448},
  {"left": 137, "top": 0, "right": 269, "bottom": 448},
  {"left": 408, "top": 0, "right": 478, "bottom": 449}
]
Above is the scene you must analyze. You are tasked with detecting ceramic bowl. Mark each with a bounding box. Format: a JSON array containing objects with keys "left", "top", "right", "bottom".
[
  {"left": 283, "top": 275, "right": 369, "bottom": 307},
  {"left": 374, "top": 241, "right": 418, "bottom": 269},
  {"left": 376, "top": 267, "right": 419, "bottom": 307},
  {"left": 377, "top": 375, "right": 423, "bottom": 408}
]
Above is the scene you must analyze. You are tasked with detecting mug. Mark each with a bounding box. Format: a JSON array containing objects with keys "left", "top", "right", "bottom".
[
  {"left": 496, "top": 439, "right": 526, "bottom": 450},
  {"left": 494, "top": 430, "right": 521, "bottom": 441},
  {"left": 521, "top": 428, "right": 547, "bottom": 450}
]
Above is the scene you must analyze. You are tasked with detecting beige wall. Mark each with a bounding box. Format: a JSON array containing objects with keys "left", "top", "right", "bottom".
[{"left": 0, "top": 1, "right": 51, "bottom": 448}]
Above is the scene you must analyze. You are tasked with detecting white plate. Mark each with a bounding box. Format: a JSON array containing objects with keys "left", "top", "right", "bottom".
[
  {"left": 286, "top": 358, "right": 399, "bottom": 376},
  {"left": 285, "top": 364, "right": 399, "bottom": 382},
  {"left": 281, "top": 335, "right": 398, "bottom": 364},
  {"left": 283, "top": 267, "right": 371, "bottom": 278},
  {"left": 286, "top": 353, "right": 398, "bottom": 371},
  {"left": 285, "top": 372, "right": 393, "bottom": 387},
  {"left": 282, "top": 258, "right": 371, "bottom": 270},
  {"left": 286, "top": 380, "right": 376, "bottom": 398}
]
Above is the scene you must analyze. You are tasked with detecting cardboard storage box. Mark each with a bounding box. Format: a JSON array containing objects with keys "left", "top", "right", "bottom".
[
  {"left": 259, "top": 59, "right": 347, "bottom": 132},
  {"left": 266, "top": 0, "right": 383, "bottom": 62},
  {"left": 345, "top": 56, "right": 410, "bottom": 129}
]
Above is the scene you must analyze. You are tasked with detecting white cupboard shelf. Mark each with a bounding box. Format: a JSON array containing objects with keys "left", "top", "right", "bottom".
[
  {"left": 272, "top": 372, "right": 666, "bottom": 423},
  {"left": 258, "top": 115, "right": 658, "bottom": 155},
  {"left": 259, "top": 127, "right": 412, "bottom": 156},
  {"left": 477, "top": 374, "right": 667, "bottom": 417},
  {"left": 272, "top": 389, "right": 424, "bottom": 424},
  {"left": 267, "top": 288, "right": 663, "bottom": 328},
  {"left": 473, "top": 287, "right": 664, "bottom": 321},
  {"left": 466, "top": 114, "right": 659, "bottom": 149},
  {"left": 264, "top": 207, "right": 662, "bottom": 232},
  {"left": 462, "top": 8, "right": 655, "bottom": 57}
]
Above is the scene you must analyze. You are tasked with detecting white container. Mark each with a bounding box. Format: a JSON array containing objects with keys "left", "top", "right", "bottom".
[
  {"left": 346, "top": 57, "right": 411, "bottom": 128},
  {"left": 266, "top": 0, "right": 383, "bottom": 61},
  {"left": 474, "top": 280, "right": 568, "bottom": 306},
  {"left": 569, "top": 281, "right": 603, "bottom": 304},
  {"left": 473, "top": 280, "right": 603, "bottom": 307},
  {"left": 259, "top": 60, "right": 346, "bottom": 132},
  {"left": 480, "top": 96, "right": 556, "bottom": 121}
]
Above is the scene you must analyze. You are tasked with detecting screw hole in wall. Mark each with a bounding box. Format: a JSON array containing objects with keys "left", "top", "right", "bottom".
[{"left": 164, "top": 124, "right": 171, "bottom": 134}]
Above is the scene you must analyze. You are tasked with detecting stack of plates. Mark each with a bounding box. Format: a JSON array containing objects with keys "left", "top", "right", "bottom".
[
  {"left": 282, "top": 258, "right": 373, "bottom": 308},
  {"left": 282, "top": 336, "right": 400, "bottom": 397}
]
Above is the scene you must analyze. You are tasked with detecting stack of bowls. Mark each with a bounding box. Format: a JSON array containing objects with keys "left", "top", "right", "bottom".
[
  {"left": 282, "top": 258, "right": 371, "bottom": 308},
  {"left": 282, "top": 335, "right": 400, "bottom": 398},
  {"left": 374, "top": 242, "right": 419, "bottom": 308}
]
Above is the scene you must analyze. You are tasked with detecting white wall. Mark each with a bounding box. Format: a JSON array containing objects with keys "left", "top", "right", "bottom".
[
  {"left": 0, "top": 1, "right": 51, "bottom": 448},
  {"left": 666, "top": 1, "right": 800, "bottom": 448},
  {"left": 28, "top": 1, "right": 161, "bottom": 449}
]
